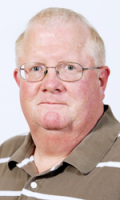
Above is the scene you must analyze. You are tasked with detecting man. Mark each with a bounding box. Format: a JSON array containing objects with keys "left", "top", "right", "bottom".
[{"left": 0, "top": 7, "right": 120, "bottom": 200}]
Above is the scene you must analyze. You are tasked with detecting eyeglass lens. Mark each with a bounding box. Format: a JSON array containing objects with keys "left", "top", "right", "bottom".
[{"left": 20, "top": 62, "right": 83, "bottom": 82}]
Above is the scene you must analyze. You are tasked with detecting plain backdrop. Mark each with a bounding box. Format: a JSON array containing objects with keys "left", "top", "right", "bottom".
[{"left": 0, "top": 0, "right": 120, "bottom": 143}]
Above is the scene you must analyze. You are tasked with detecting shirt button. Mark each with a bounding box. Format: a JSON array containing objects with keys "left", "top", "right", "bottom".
[{"left": 31, "top": 182, "right": 37, "bottom": 189}]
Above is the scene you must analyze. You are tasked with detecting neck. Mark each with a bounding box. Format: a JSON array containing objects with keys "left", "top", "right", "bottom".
[
  {"left": 32, "top": 127, "right": 86, "bottom": 173},
  {"left": 33, "top": 147, "right": 67, "bottom": 173},
  {"left": 31, "top": 106, "right": 104, "bottom": 173}
]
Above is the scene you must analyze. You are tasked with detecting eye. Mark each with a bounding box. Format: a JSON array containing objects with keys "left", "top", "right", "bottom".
[
  {"left": 65, "top": 65, "right": 75, "bottom": 70},
  {"left": 32, "top": 66, "right": 41, "bottom": 71}
]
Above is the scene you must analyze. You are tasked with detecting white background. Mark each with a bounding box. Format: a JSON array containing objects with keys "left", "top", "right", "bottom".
[{"left": 0, "top": 0, "right": 120, "bottom": 143}]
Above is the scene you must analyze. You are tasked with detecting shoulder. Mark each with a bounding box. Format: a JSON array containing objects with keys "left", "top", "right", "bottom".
[{"left": 0, "top": 133, "right": 29, "bottom": 158}]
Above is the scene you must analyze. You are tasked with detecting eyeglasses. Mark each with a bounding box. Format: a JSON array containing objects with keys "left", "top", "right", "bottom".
[{"left": 18, "top": 62, "right": 102, "bottom": 82}]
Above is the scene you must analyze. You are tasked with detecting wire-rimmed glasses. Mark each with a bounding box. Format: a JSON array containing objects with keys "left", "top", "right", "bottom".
[{"left": 18, "top": 62, "right": 102, "bottom": 82}]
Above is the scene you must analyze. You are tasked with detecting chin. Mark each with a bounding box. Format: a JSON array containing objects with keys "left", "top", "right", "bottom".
[{"left": 37, "top": 112, "right": 69, "bottom": 131}]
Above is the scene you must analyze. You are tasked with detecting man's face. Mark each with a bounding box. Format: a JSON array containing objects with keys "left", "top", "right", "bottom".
[{"left": 14, "top": 23, "right": 106, "bottom": 135}]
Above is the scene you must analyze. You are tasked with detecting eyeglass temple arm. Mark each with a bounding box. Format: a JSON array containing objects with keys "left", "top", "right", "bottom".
[{"left": 83, "top": 66, "right": 103, "bottom": 71}]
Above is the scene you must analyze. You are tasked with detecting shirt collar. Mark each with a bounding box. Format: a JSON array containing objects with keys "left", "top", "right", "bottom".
[
  {"left": 65, "top": 105, "right": 120, "bottom": 174},
  {"left": 9, "top": 105, "right": 120, "bottom": 175},
  {"left": 8, "top": 133, "right": 35, "bottom": 170}
]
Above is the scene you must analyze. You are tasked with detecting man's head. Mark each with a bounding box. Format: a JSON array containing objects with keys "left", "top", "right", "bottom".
[
  {"left": 14, "top": 8, "right": 110, "bottom": 143},
  {"left": 15, "top": 7, "right": 105, "bottom": 67}
]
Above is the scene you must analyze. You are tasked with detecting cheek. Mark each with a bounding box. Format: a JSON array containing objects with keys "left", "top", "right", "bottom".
[
  {"left": 70, "top": 77, "right": 100, "bottom": 105},
  {"left": 71, "top": 80, "right": 90, "bottom": 100},
  {"left": 19, "top": 81, "right": 40, "bottom": 102}
]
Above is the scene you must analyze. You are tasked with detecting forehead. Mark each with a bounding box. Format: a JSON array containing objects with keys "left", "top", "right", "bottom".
[
  {"left": 25, "top": 21, "right": 89, "bottom": 44},
  {"left": 20, "top": 22, "right": 90, "bottom": 63}
]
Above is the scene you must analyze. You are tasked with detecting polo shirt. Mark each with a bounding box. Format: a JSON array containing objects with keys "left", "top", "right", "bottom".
[{"left": 0, "top": 105, "right": 120, "bottom": 200}]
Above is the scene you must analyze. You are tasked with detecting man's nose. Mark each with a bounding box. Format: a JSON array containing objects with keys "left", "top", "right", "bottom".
[{"left": 40, "top": 68, "right": 65, "bottom": 93}]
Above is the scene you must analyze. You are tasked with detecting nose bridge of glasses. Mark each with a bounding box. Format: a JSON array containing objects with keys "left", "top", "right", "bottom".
[
  {"left": 46, "top": 66, "right": 57, "bottom": 70},
  {"left": 43, "top": 66, "right": 59, "bottom": 81},
  {"left": 45, "top": 66, "right": 59, "bottom": 75}
]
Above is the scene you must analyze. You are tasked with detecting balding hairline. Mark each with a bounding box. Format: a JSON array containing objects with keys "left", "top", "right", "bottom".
[{"left": 15, "top": 7, "right": 105, "bottom": 67}]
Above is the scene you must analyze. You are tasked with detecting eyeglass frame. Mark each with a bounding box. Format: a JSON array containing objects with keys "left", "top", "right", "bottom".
[{"left": 18, "top": 62, "right": 103, "bottom": 82}]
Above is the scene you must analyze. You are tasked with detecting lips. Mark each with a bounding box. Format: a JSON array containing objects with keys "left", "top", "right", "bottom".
[
  {"left": 37, "top": 99, "right": 67, "bottom": 106},
  {"left": 40, "top": 102, "right": 66, "bottom": 105},
  {"left": 37, "top": 96, "right": 68, "bottom": 106}
]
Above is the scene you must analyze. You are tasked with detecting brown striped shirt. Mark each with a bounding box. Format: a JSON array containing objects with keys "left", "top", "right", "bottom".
[{"left": 0, "top": 105, "right": 120, "bottom": 200}]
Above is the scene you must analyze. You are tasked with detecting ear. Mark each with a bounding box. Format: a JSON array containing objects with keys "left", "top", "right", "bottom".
[
  {"left": 13, "top": 68, "right": 20, "bottom": 87},
  {"left": 99, "top": 66, "right": 110, "bottom": 100}
]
